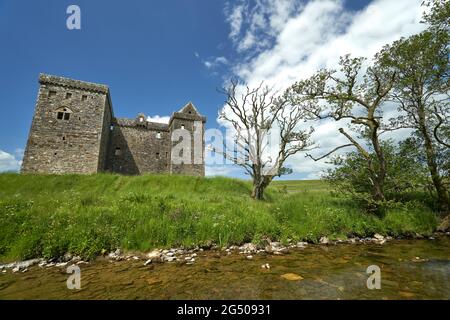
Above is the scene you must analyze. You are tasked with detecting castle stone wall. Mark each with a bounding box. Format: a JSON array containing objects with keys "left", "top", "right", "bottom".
[
  {"left": 106, "top": 119, "right": 171, "bottom": 175},
  {"left": 21, "top": 74, "right": 206, "bottom": 176},
  {"left": 21, "top": 74, "right": 110, "bottom": 174}
]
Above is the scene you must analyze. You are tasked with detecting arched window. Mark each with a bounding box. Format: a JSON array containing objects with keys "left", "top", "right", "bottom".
[{"left": 56, "top": 107, "right": 72, "bottom": 121}]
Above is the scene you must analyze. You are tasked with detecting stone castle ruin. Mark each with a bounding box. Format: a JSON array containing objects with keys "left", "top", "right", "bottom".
[{"left": 21, "top": 74, "right": 206, "bottom": 176}]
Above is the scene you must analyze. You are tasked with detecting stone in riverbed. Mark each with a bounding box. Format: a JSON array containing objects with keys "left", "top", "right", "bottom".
[
  {"left": 319, "top": 237, "right": 329, "bottom": 245},
  {"left": 63, "top": 253, "right": 73, "bottom": 262},
  {"left": 296, "top": 242, "right": 308, "bottom": 248},
  {"left": 240, "top": 243, "right": 257, "bottom": 253},
  {"left": 147, "top": 250, "right": 162, "bottom": 263},
  {"left": 281, "top": 273, "right": 303, "bottom": 281},
  {"left": 374, "top": 234, "right": 384, "bottom": 241},
  {"left": 246, "top": 255, "right": 253, "bottom": 260},
  {"left": 144, "top": 259, "right": 152, "bottom": 266},
  {"left": 56, "top": 262, "right": 68, "bottom": 267},
  {"left": 164, "top": 256, "right": 176, "bottom": 262}
]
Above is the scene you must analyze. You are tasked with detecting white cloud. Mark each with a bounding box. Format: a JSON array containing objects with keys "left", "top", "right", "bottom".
[
  {"left": 146, "top": 115, "right": 170, "bottom": 124},
  {"left": 217, "top": 0, "right": 427, "bottom": 178},
  {"left": 226, "top": 2, "right": 245, "bottom": 41},
  {"left": 203, "top": 56, "right": 229, "bottom": 70},
  {"left": 0, "top": 149, "right": 22, "bottom": 172}
]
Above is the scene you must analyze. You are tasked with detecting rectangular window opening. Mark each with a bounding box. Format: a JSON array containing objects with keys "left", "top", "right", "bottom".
[
  {"left": 48, "top": 91, "right": 56, "bottom": 97},
  {"left": 64, "top": 113, "right": 70, "bottom": 120},
  {"left": 57, "top": 112, "right": 64, "bottom": 120},
  {"left": 66, "top": 92, "right": 72, "bottom": 99},
  {"left": 82, "top": 95, "right": 88, "bottom": 101},
  {"left": 115, "top": 147, "right": 121, "bottom": 156}
]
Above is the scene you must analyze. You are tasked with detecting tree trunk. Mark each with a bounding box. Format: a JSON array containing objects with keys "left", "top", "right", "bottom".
[
  {"left": 372, "top": 182, "right": 386, "bottom": 202},
  {"left": 251, "top": 176, "right": 272, "bottom": 200},
  {"left": 418, "top": 106, "right": 449, "bottom": 214},
  {"left": 423, "top": 130, "right": 449, "bottom": 214},
  {"left": 370, "top": 123, "right": 387, "bottom": 202}
]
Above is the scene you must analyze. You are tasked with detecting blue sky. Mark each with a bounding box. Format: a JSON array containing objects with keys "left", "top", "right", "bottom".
[{"left": 0, "top": 0, "right": 426, "bottom": 178}]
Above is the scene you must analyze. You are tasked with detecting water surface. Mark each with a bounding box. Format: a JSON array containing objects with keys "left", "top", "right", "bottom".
[{"left": 1, "top": 238, "right": 449, "bottom": 299}]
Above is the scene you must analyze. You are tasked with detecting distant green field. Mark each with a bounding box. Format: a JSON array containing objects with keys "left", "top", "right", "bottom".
[
  {"left": 0, "top": 174, "right": 437, "bottom": 262},
  {"left": 271, "top": 180, "right": 331, "bottom": 193}
]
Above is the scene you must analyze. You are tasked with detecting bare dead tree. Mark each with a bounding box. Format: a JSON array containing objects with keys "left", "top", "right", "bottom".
[
  {"left": 288, "top": 55, "right": 396, "bottom": 202},
  {"left": 218, "top": 78, "right": 314, "bottom": 200}
]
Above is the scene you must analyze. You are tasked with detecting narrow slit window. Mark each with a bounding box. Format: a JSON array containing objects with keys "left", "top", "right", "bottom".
[{"left": 156, "top": 152, "right": 160, "bottom": 159}]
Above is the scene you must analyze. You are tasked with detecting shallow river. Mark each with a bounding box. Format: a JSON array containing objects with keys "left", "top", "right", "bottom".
[{"left": 1, "top": 238, "right": 449, "bottom": 299}]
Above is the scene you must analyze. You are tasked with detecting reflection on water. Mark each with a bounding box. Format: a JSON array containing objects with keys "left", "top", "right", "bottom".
[{"left": 1, "top": 238, "right": 449, "bottom": 300}]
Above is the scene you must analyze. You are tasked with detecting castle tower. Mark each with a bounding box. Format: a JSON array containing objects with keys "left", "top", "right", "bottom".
[
  {"left": 169, "top": 102, "right": 206, "bottom": 176},
  {"left": 21, "top": 74, "right": 113, "bottom": 174}
]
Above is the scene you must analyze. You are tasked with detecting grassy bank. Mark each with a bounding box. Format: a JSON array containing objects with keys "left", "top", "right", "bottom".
[{"left": 0, "top": 173, "right": 437, "bottom": 262}]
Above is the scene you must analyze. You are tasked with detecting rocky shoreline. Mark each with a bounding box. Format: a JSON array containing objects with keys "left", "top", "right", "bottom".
[{"left": 1, "top": 232, "right": 449, "bottom": 274}]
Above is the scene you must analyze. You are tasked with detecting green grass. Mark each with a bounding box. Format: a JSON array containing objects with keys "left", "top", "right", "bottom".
[{"left": 0, "top": 173, "right": 438, "bottom": 262}]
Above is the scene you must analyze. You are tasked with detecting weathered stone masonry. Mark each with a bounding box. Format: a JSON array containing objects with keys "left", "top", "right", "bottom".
[{"left": 21, "top": 74, "right": 206, "bottom": 176}]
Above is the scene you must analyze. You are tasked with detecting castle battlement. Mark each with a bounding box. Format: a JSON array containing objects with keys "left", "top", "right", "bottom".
[{"left": 21, "top": 74, "right": 206, "bottom": 176}]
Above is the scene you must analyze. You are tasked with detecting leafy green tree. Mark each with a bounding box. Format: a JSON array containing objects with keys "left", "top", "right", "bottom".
[
  {"left": 375, "top": 2, "right": 449, "bottom": 214},
  {"left": 325, "top": 140, "right": 430, "bottom": 215},
  {"left": 288, "top": 55, "right": 396, "bottom": 203}
]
